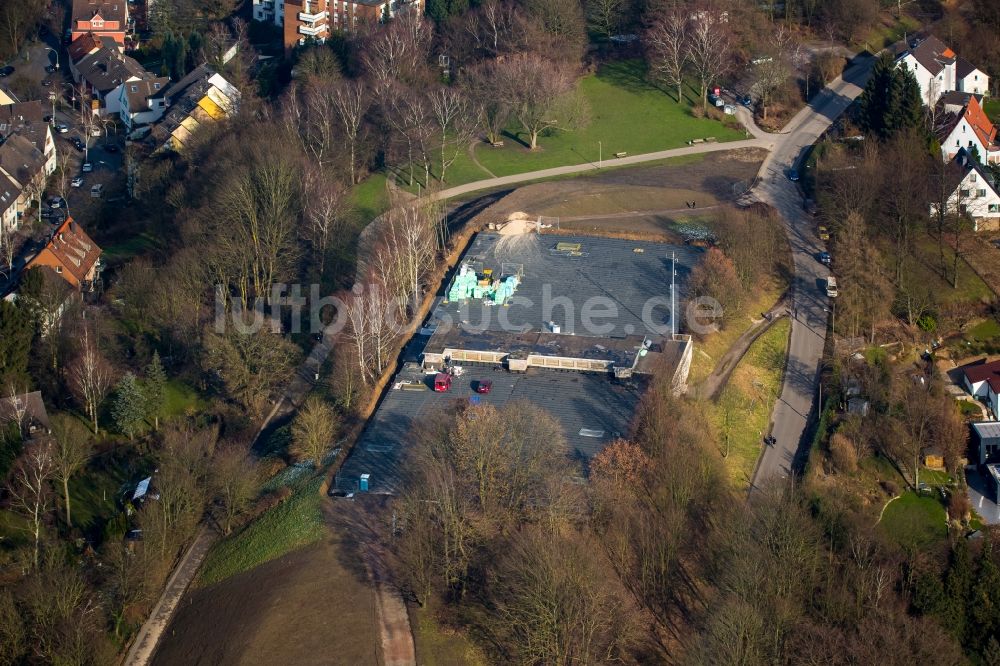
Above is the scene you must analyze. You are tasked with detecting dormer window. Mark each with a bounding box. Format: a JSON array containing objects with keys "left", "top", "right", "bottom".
[{"left": 93, "top": 20, "right": 104, "bottom": 28}]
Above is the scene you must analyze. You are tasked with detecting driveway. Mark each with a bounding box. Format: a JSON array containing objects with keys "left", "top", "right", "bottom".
[{"left": 749, "top": 55, "right": 876, "bottom": 489}]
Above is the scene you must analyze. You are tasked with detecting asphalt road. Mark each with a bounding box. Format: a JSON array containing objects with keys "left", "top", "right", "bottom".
[{"left": 749, "top": 56, "right": 876, "bottom": 490}]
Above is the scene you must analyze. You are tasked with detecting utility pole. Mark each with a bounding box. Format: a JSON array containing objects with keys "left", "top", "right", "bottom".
[{"left": 671, "top": 251, "right": 676, "bottom": 337}]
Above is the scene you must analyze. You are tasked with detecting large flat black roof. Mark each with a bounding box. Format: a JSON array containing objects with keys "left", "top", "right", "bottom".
[
  {"left": 337, "top": 367, "right": 645, "bottom": 494},
  {"left": 430, "top": 233, "right": 702, "bottom": 339}
]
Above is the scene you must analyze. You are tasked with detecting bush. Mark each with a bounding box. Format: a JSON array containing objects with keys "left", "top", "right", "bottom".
[
  {"left": 829, "top": 433, "right": 858, "bottom": 474},
  {"left": 917, "top": 314, "right": 937, "bottom": 332}
]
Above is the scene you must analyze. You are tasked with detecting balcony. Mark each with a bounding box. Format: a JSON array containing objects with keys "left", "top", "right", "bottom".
[
  {"left": 297, "top": 9, "right": 327, "bottom": 22},
  {"left": 298, "top": 22, "right": 326, "bottom": 36}
]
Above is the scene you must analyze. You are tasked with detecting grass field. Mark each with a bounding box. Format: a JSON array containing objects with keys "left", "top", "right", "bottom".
[
  {"left": 879, "top": 492, "right": 948, "bottom": 549},
  {"left": 908, "top": 237, "right": 993, "bottom": 306},
  {"left": 410, "top": 603, "right": 487, "bottom": 666},
  {"left": 162, "top": 379, "right": 205, "bottom": 418},
  {"left": 348, "top": 172, "right": 391, "bottom": 225},
  {"left": 392, "top": 60, "right": 744, "bottom": 193},
  {"left": 197, "top": 477, "right": 325, "bottom": 586},
  {"left": 709, "top": 317, "right": 791, "bottom": 487},
  {"left": 101, "top": 231, "right": 161, "bottom": 263},
  {"left": 985, "top": 98, "right": 1000, "bottom": 124},
  {"left": 967, "top": 318, "right": 1000, "bottom": 343}
]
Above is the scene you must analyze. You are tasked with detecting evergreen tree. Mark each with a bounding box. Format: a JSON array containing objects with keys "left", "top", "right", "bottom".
[
  {"left": 858, "top": 53, "right": 925, "bottom": 141},
  {"left": 942, "top": 540, "right": 974, "bottom": 641},
  {"left": 0, "top": 299, "right": 33, "bottom": 388},
  {"left": 143, "top": 351, "right": 167, "bottom": 431},
  {"left": 112, "top": 372, "right": 147, "bottom": 441},
  {"left": 971, "top": 539, "right": 1000, "bottom": 653},
  {"left": 426, "top": 0, "right": 470, "bottom": 23}
]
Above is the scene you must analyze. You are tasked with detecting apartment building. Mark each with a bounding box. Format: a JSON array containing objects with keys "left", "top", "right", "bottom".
[{"left": 253, "top": 0, "right": 423, "bottom": 51}]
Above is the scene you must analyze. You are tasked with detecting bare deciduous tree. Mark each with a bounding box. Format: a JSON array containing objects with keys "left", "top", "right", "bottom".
[
  {"left": 211, "top": 443, "right": 261, "bottom": 533},
  {"left": 66, "top": 326, "right": 114, "bottom": 434},
  {"left": 428, "top": 86, "right": 476, "bottom": 184},
  {"left": 303, "top": 166, "right": 349, "bottom": 279},
  {"left": 7, "top": 439, "right": 55, "bottom": 568},
  {"left": 586, "top": 0, "right": 626, "bottom": 40},
  {"left": 496, "top": 53, "right": 579, "bottom": 150},
  {"left": 645, "top": 11, "right": 688, "bottom": 103},
  {"left": 687, "top": 15, "right": 731, "bottom": 110},
  {"left": 463, "top": 59, "right": 511, "bottom": 146},
  {"left": 49, "top": 414, "right": 93, "bottom": 528},
  {"left": 291, "top": 396, "right": 340, "bottom": 468},
  {"left": 332, "top": 80, "right": 371, "bottom": 185}
]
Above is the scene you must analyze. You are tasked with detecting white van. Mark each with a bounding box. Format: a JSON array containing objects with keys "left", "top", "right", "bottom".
[
  {"left": 826, "top": 276, "right": 838, "bottom": 298},
  {"left": 90, "top": 183, "right": 103, "bottom": 198}
]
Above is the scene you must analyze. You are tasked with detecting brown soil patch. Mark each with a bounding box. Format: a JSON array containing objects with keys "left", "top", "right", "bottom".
[
  {"left": 481, "top": 148, "right": 766, "bottom": 222},
  {"left": 151, "top": 528, "right": 379, "bottom": 666}
]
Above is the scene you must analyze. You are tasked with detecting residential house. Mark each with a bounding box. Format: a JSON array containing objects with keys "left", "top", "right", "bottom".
[
  {"left": 253, "top": 0, "right": 423, "bottom": 52},
  {"left": 150, "top": 65, "right": 240, "bottom": 152},
  {"left": 24, "top": 218, "right": 102, "bottom": 291},
  {"left": 0, "top": 174, "right": 22, "bottom": 234},
  {"left": 71, "top": 0, "right": 129, "bottom": 45},
  {"left": 963, "top": 358, "right": 1000, "bottom": 420},
  {"left": 0, "top": 101, "right": 59, "bottom": 175},
  {"left": 119, "top": 76, "right": 170, "bottom": 130},
  {"left": 0, "top": 134, "right": 50, "bottom": 232},
  {"left": 974, "top": 421, "right": 1000, "bottom": 465},
  {"left": 0, "top": 85, "right": 17, "bottom": 106},
  {"left": 930, "top": 148, "right": 1000, "bottom": 232},
  {"left": 72, "top": 46, "right": 149, "bottom": 117},
  {"left": 0, "top": 391, "right": 51, "bottom": 439},
  {"left": 896, "top": 35, "right": 991, "bottom": 107},
  {"left": 934, "top": 93, "right": 999, "bottom": 164}
]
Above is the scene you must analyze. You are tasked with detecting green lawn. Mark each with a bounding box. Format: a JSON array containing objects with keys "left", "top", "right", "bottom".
[
  {"left": 710, "top": 317, "right": 791, "bottom": 487},
  {"left": 162, "top": 379, "right": 206, "bottom": 418},
  {"left": 348, "top": 173, "right": 390, "bottom": 225},
  {"left": 473, "top": 61, "right": 744, "bottom": 179},
  {"left": 966, "top": 318, "right": 1000, "bottom": 343},
  {"left": 985, "top": 98, "right": 1000, "bottom": 124},
  {"left": 908, "top": 237, "right": 992, "bottom": 306},
  {"left": 101, "top": 231, "right": 161, "bottom": 263},
  {"left": 68, "top": 447, "right": 145, "bottom": 540},
  {"left": 197, "top": 477, "right": 325, "bottom": 586},
  {"left": 879, "top": 492, "right": 948, "bottom": 549}
]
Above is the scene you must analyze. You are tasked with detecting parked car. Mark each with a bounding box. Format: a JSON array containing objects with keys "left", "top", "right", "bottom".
[
  {"left": 0, "top": 66, "right": 13, "bottom": 77},
  {"left": 44, "top": 64, "right": 55, "bottom": 74},
  {"left": 433, "top": 373, "right": 452, "bottom": 392},
  {"left": 81, "top": 162, "right": 93, "bottom": 172},
  {"left": 802, "top": 198, "right": 818, "bottom": 216},
  {"left": 787, "top": 168, "right": 800, "bottom": 182},
  {"left": 817, "top": 225, "right": 830, "bottom": 241},
  {"left": 54, "top": 123, "right": 69, "bottom": 133},
  {"left": 826, "top": 276, "right": 839, "bottom": 298},
  {"left": 741, "top": 94, "right": 753, "bottom": 107},
  {"left": 71, "top": 176, "right": 83, "bottom": 187},
  {"left": 48, "top": 196, "right": 63, "bottom": 208},
  {"left": 818, "top": 251, "right": 831, "bottom": 266},
  {"left": 90, "top": 183, "right": 103, "bottom": 198},
  {"left": 475, "top": 379, "right": 493, "bottom": 394},
  {"left": 40, "top": 209, "right": 55, "bottom": 219},
  {"left": 41, "top": 79, "right": 52, "bottom": 87}
]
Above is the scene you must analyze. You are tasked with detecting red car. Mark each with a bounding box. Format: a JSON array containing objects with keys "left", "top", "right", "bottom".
[
  {"left": 475, "top": 379, "right": 492, "bottom": 394},
  {"left": 434, "top": 373, "right": 452, "bottom": 392}
]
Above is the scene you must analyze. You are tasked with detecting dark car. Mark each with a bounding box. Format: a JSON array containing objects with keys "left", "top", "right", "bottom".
[
  {"left": 0, "top": 66, "right": 13, "bottom": 77},
  {"left": 475, "top": 379, "right": 493, "bottom": 394},
  {"left": 70, "top": 137, "right": 84, "bottom": 151},
  {"left": 41, "top": 79, "right": 52, "bottom": 87},
  {"left": 104, "top": 144, "right": 119, "bottom": 153},
  {"left": 818, "top": 251, "right": 831, "bottom": 266},
  {"left": 802, "top": 198, "right": 818, "bottom": 216},
  {"left": 741, "top": 94, "right": 752, "bottom": 107},
  {"left": 44, "top": 64, "right": 56, "bottom": 74},
  {"left": 787, "top": 169, "right": 800, "bottom": 182}
]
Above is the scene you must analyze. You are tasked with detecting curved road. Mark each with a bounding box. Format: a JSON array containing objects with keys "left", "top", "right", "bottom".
[{"left": 749, "top": 56, "right": 875, "bottom": 489}]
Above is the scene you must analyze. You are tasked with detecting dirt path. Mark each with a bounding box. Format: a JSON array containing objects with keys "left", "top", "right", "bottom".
[
  {"left": 560, "top": 204, "right": 722, "bottom": 223},
  {"left": 324, "top": 499, "right": 416, "bottom": 666},
  {"left": 696, "top": 298, "right": 789, "bottom": 401},
  {"left": 467, "top": 142, "right": 496, "bottom": 179}
]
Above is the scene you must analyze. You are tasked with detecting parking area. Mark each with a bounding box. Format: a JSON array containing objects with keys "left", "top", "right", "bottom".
[{"left": 966, "top": 466, "right": 1000, "bottom": 525}]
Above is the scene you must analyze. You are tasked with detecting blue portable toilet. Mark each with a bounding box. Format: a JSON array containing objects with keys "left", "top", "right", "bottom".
[
  {"left": 469, "top": 395, "right": 482, "bottom": 406},
  {"left": 360, "top": 473, "right": 370, "bottom": 492}
]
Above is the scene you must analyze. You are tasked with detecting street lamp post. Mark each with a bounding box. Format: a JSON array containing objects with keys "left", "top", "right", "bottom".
[
  {"left": 45, "top": 47, "right": 60, "bottom": 71},
  {"left": 598, "top": 140, "right": 602, "bottom": 169}
]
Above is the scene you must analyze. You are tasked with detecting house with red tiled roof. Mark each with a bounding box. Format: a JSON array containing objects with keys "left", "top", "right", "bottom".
[
  {"left": 24, "top": 218, "right": 102, "bottom": 291},
  {"left": 896, "top": 35, "right": 990, "bottom": 107},
  {"left": 71, "top": 0, "right": 129, "bottom": 45},
  {"left": 964, "top": 359, "right": 1000, "bottom": 421},
  {"left": 935, "top": 94, "right": 999, "bottom": 165}
]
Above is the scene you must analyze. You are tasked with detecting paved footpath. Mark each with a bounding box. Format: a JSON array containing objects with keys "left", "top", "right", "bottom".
[{"left": 124, "top": 525, "right": 215, "bottom": 666}]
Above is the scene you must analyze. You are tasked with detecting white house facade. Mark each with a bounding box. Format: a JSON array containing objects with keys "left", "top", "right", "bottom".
[{"left": 896, "top": 36, "right": 991, "bottom": 108}]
